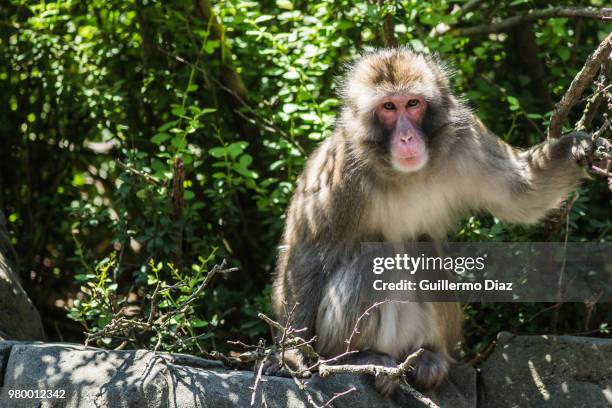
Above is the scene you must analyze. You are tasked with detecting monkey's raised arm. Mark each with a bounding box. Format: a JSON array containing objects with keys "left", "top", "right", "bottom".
[{"left": 466, "top": 129, "right": 599, "bottom": 224}]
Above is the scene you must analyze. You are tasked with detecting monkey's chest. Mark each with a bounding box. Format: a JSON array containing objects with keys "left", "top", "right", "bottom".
[{"left": 366, "top": 184, "right": 458, "bottom": 241}]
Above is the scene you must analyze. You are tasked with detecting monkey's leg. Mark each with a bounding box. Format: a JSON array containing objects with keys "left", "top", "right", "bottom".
[{"left": 405, "top": 348, "right": 449, "bottom": 390}]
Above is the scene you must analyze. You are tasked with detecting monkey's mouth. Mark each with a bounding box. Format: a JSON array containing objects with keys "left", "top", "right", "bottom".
[{"left": 391, "top": 152, "right": 429, "bottom": 173}]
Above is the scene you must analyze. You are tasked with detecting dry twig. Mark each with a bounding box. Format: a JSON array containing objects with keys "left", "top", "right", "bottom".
[
  {"left": 451, "top": 7, "right": 605, "bottom": 37},
  {"left": 319, "top": 348, "right": 423, "bottom": 379},
  {"left": 548, "top": 32, "right": 612, "bottom": 139}
]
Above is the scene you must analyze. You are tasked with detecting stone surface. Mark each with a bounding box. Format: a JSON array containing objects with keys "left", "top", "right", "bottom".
[
  {"left": 478, "top": 333, "right": 612, "bottom": 408},
  {"left": 0, "top": 342, "right": 476, "bottom": 408},
  {"left": 0, "top": 335, "right": 609, "bottom": 407},
  {"left": 0, "top": 212, "right": 45, "bottom": 341}
]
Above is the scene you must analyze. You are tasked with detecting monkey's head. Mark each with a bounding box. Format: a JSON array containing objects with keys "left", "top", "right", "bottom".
[{"left": 340, "top": 48, "right": 462, "bottom": 175}]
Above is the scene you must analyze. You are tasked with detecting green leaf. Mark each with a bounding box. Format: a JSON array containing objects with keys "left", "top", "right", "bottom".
[
  {"left": 254, "top": 15, "right": 275, "bottom": 24},
  {"left": 227, "top": 141, "right": 248, "bottom": 159},
  {"left": 283, "top": 103, "right": 299, "bottom": 114},
  {"left": 208, "top": 147, "right": 226, "bottom": 158},
  {"left": 203, "top": 40, "right": 220, "bottom": 54},
  {"left": 557, "top": 46, "right": 570, "bottom": 62},
  {"left": 151, "top": 133, "right": 171, "bottom": 145},
  {"left": 506, "top": 95, "right": 520, "bottom": 111},
  {"left": 171, "top": 106, "right": 186, "bottom": 116},
  {"left": 283, "top": 70, "right": 300, "bottom": 80}
]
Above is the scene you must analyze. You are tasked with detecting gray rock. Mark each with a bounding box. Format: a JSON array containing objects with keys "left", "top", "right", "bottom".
[
  {"left": 0, "top": 212, "right": 45, "bottom": 341},
  {"left": 0, "top": 341, "right": 476, "bottom": 408},
  {"left": 4, "top": 335, "right": 606, "bottom": 407},
  {"left": 478, "top": 334, "right": 612, "bottom": 408}
]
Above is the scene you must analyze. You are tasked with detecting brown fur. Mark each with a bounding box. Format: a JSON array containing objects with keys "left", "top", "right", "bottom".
[{"left": 270, "top": 48, "right": 590, "bottom": 394}]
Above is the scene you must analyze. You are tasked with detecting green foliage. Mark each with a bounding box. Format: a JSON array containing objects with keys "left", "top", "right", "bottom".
[
  {"left": 68, "top": 253, "right": 219, "bottom": 351},
  {"left": 1, "top": 0, "right": 610, "bottom": 355}
]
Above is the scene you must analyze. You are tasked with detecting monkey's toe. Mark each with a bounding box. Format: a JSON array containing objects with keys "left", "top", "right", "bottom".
[{"left": 407, "top": 349, "right": 448, "bottom": 390}]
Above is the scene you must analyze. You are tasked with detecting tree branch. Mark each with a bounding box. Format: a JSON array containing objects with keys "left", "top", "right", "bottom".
[
  {"left": 452, "top": 0, "right": 487, "bottom": 20},
  {"left": 548, "top": 32, "right": 612, "bottom": 139},
  {"left": 575, "top": 64, "right": 612, "bottom": 132},
  {"left": 451, "top": 7, "right": 605, "bottom": 37},
  {"left": 193, "top": 0, "right": 247, "bottom": 98},
  {"left": 319, "top": 348, "right": 423, "bottom": 380},
  {"left": 377, "top": 0, "right": 397, "bottom": 48}
]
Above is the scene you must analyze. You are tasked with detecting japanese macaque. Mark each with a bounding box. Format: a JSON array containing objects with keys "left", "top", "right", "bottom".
[{"left": 268, "top": 48, "right": 610, "bottom": 396}]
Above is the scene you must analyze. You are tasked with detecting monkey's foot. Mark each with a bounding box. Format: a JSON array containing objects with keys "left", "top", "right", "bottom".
[
  {"left": 406, "top": 349, "right": 449, "bottom": 390},
  {"left": 343, "top": 351, "right": 401, "bottom": 397},
  {"left": 258, "top": 349, "right": 312, "bottom": 378}
]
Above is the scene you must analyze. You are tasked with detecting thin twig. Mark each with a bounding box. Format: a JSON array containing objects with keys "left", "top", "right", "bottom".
[
  {"left": 548, "top": 32, "right": 612, "bottom": 139},
  {"left": 345, "top": 301, "right": 389, "bottom": 352},
  {"left": 575, "top": 65, "right": 612, "bottom": 131},
  {"left": 250, "top": 353, "right": 268, "bottom": 406},
  {"left": 148, "top": 281, "right": 162, "bottom": 325},
  {"left": 551, "top": 193, "right": 579, "bottom": 332},
  {"left": 452, "top": 0, "right": 486, "bottom": 20},
  {"left": 590, "top": 165, "right": 612, "bottom": 177},
  {"left": 315, "top": 387, "right": 357, "bottom": 408},
  {"left": 450, "top": 7, "right": 605, "bottom": 37},
  {"left": 258, "top": 312, "right": 286, "bottom": 332},
  {"left": 401, "top": 381, "right": 441, "bottom": 408},
  {"left": 116, "top": 160, "right": 165, "bottom": 186}
]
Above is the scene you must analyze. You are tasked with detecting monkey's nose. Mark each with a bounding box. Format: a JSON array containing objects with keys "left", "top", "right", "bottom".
[{"left": 401, "top": 135, "right": 413, "bottom": 142}]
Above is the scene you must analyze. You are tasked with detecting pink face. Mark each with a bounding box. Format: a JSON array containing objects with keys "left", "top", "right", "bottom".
[{"left": 375, "top": 95, "right": 428, "bottom": 173}]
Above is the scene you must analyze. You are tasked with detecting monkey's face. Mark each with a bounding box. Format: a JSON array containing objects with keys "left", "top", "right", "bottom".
[
  {"left": 341, "top": 49, "right": 454, "bottom": 176},
  {"left": 375, "top": 94, "right": 428, "bottom": 173}
]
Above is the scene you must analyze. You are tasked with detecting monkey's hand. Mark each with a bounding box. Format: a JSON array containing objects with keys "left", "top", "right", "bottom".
[
  {"left": 568, "top": 132, "right": 611, "bottom": 171},
  {"left": 257, "top": 349, "right": 312, "bottom": 379}
]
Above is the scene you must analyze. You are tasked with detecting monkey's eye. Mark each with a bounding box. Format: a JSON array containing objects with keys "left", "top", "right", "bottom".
[
  {"left": 383, "top": 102, "right": 396, "bottom": 110},
  {"left": 407, "top": 99, "right": 420, "bottom": 108}
]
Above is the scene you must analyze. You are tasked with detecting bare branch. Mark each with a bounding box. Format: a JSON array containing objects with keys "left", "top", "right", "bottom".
[
  {"left": 318, "top": 349, "right": 439, "bottom": 408},
  {"left": 314, "top": 387, "right": 357, "bottom": 408},
  {"left": 319, "top": 348, "right": 423, "bottom": 380},
  {"left": 116, "top": 160, "right": 165, "bottom": 187},
  {"left": 451, "top": 7, "right": 605, "bottom": 37},
  {"left": 378, "top": 0, "right": 397, "bottom": 47},
  {"left": 576, "top": 76, "right": 612, "bottom": 132},
  {"left": 345, "top": 301, "right": 389, "bottom": 352},
  {"left": 401, "top": 384, "right": 441, "bottom": 408},
  {"left": 591, "top": 164, "right": 612, "bottom": 178},
  {"left": 452, "top": 0, "right": 487, "bottom": 20},
  {"left": 548, "top": 32, "right": 612, "bottom": 139},
  {"left": 258, "top": 312, "right": 286, "bottom": 332},
  {"left": 250, "top": 352, "right": 268, "bottom": 406}
]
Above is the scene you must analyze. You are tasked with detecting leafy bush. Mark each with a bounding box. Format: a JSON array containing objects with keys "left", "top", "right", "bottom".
[{"left": 1, "top": 0, "right": 610, "bottom": 356}]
